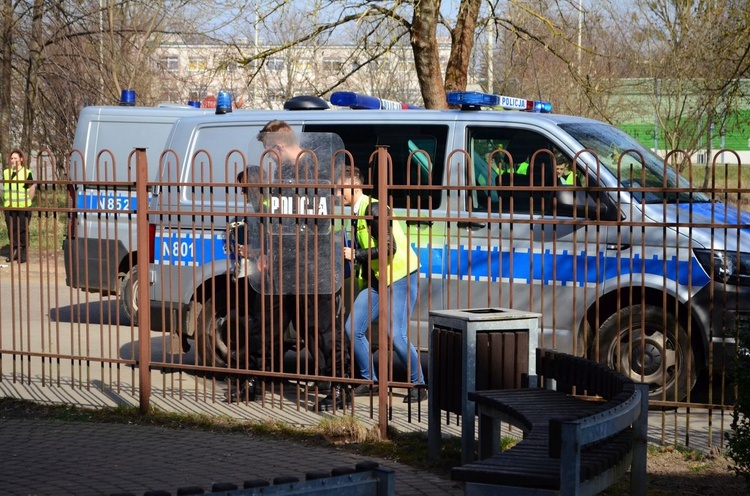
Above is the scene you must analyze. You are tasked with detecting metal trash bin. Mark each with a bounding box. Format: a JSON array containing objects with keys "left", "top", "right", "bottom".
[{"left": 427, "top": 308, "right": 541, "bottom": 464}]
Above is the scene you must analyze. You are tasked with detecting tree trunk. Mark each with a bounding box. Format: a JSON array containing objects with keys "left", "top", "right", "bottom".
[
  {"left": 22, "top": 0, "right": 44, "bottom": 153},
  {"left": 410, "top": 0, "right": 445, "bottom": 109},
  {"left": 1, "top": 0, "right": 13, "bottom": 162},
  {"left": 444, "top": 0, "right": 480, "bottom": 93}
]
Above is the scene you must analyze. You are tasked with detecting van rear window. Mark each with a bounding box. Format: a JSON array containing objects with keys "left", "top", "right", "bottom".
[{"left": 303, "top": 123, "right": 448, "bottom": 209}]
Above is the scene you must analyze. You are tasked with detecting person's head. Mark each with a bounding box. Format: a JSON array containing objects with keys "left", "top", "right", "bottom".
[
  {"left": 236, "top": 165, "right": 263, "bottom": 208},
  {"left": 256, "top": 120, "right": 300, "bottom": 164},
  {"left": 9, "top": 149, "right": 24, "bottom": 170},
  {"left": 335, "top": 165, "right": 363, "bottom": 207},
  {"left": 554, "top": 150, "right": 571, "bottom": 178}
]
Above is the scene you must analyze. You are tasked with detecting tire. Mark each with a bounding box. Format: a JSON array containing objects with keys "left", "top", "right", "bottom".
[
  {"left": 595, "top": 305, "right": 697, "bottom": 402},
  {"left": 195, "top": 293, "right": 246, "bottom": 367},
  {"left": 119, "top": 266, "right": 139, "bottom": 325}
]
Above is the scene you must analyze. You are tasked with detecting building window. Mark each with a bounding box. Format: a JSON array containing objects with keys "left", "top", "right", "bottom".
[
  {"left": 159, "top": 56, "right": 179, "bottom": 72},
  {"left": 188, "top": 57, "right": 207, "bottom": 71},
  {"left": 266, "top": 57, "right": 285, "bottom": 72},
  {"left": 322, "top": 58, "right": 344, "bottom": 73}
]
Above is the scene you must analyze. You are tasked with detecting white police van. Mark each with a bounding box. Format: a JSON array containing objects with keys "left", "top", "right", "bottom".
[
  {"left": 144, "top": 90, "right": 749, "bottom": 402},
  {"left": 62, "top": 91, "right": 215, "bottom": 322}
]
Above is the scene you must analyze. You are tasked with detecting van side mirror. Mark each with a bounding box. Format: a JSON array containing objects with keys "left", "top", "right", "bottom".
[{"left": 556, "top": 189, "right": 613, "bottom": 220}]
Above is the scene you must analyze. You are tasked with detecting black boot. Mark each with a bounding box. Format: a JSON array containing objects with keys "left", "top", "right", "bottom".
[
  {"left": 6, "top": 249, "right": 17, "bottom": 262},
  {"left": 225, "top": 377, "right": 258, "bottom": 403},
  {"left": 19, "top": 249, "right": 26, "bottom": 264},
  {"left": 319, "top": 384, "right": 351, "bottom": 411}
]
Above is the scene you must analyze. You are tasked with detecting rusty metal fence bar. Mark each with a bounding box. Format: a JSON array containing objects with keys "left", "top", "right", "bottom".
[{"left": 0, "top": 145, "right": 747, "bottom": 452}]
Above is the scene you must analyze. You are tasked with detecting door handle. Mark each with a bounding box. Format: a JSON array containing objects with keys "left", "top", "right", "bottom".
[
  {"left": 407, "top": 220, "right": 434, "bottom": 229},
  {"left": 458, "top": 221, "right": 486, "bottom": 231}
]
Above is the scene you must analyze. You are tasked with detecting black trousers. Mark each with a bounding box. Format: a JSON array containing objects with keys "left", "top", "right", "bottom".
[
  {"left": 4, "top": 210, "right": 31, "bottom": 252},
  {"left": 248, "top": 289, "right": 349, "bottom": 379}
]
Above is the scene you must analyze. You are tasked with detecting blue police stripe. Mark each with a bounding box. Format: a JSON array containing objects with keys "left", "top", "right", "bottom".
[
  {"left": 414, "top": 245, "right": 710, "bottom": 288},
  {"left": 678, "top": 201, "right": 750, "bottom": 228}
]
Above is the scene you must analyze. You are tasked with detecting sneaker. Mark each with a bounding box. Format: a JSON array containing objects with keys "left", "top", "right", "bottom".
[
  {"left": 353, "top": 384, "right": 378, "bottom": 396},
  {"left": 402, "top": 387, "right": 427, "bottom": 403}
]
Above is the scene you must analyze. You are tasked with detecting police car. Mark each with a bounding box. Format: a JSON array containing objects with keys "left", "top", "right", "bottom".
[
  {"left": 63, "top": 90, "right": 215, "bottom": 323},
  {"left": 92, "top": 89, "right": 750, "bottom": 402}
]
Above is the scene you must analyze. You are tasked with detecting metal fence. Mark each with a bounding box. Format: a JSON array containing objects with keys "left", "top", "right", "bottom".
[{"left": 0, "top": 145, "right": 746, "bottom": 451}]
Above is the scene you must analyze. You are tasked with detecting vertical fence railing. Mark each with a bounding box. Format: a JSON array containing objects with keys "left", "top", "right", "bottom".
[
  {"left": 135, "top": 148, "right": 152, "bottom": 414},
  {"left": 2, "top": 144, "right": 748, "bottom": 452}
]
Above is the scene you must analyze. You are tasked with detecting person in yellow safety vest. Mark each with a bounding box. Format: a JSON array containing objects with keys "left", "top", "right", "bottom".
[
  {"left": 477, "top": 144, "right": 529, "bottom": 187},
  {"left": 555, "top": 151, "right": 575, "bottom": 185},
  {"left": 336, "top": 164, "right": 427, "bottom": 403},
  {"left": 2, "top": 150, "right": 35, "bottom": 263}
]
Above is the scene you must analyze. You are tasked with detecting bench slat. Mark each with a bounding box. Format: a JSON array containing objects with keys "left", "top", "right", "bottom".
[{"left": 453, "top": 349, "right": 648, "bottom": 496}]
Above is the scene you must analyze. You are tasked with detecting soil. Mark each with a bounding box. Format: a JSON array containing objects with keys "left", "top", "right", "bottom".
[{"left": 601, "top": 445, "right": 747, "bottom": 495}]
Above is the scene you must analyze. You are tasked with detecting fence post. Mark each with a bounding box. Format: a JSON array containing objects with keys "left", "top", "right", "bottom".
[
  {"left": 376, "top": 145, "right": 389, "bottom": 440},
  {"left": 135, "top": 148, "right": 152, "bottom": 414}
]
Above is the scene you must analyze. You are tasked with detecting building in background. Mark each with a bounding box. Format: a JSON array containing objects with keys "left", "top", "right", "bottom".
[{"left": 153, "top": 35, "right": 456, "bottom": 110}]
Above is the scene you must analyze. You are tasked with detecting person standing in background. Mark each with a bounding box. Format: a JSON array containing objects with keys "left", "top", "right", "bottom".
[{"left": 3, "top": 150, "right": 35, "bottom": 263}]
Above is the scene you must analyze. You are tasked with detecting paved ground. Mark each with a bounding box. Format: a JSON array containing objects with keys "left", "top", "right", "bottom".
[{"left": 0, "top": 416, "right": 463, "bottom": 496}]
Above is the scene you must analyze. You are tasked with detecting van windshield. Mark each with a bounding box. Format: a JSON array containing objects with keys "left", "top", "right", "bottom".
[{"left": 560, "top": 122, "right": 710, "bottom": 204}]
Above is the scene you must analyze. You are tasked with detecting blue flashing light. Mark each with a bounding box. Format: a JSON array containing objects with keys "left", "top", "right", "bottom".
[
  {"left": 216, "top": 91, "right": 232, "bottom": 114},
  {"left": 119, "top": 89, "right": 136, "bottom": 106},
  {"left": 330, "top": 91, "right": 421, "bottom": 110},
  {"left": 447, "top": 91, "right": 499, "bottom": 108},
  {"left": 187, "top": 100, "right": 201, "bottom": 108},
  {"left": 532, "top": 101, "right": 553, "bottom": 113}
]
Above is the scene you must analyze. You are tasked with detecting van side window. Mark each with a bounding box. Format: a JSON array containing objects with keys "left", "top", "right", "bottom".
[
  {"left": 468, "top": 127, "right": 556, "bottom": 214},
  {"left": 303, "top": 123, "right": 448, "bottom": 209}
]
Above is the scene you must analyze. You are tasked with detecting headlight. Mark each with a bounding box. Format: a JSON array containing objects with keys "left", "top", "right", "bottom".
[{"left": 694, "top": 249, "right": 750, "bottom": 287}]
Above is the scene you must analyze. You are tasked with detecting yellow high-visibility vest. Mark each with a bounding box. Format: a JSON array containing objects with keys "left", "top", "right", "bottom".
[
  {"left": 356, "top": 196, "right": 419, "bottom": 286},
  {"left": 2, "top": 167, "right": 33, "bottom": 208}
]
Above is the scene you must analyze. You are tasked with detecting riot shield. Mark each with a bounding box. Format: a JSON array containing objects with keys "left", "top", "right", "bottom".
[{"left": 249, "top": 132, "right": 344, "bottom": 295}]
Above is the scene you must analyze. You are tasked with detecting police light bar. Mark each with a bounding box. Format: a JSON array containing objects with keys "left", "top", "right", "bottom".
[
  {"left": 330, "top": 91, "right": 422, "bottom": 110},
  {"left": 187, "top": 100, "right": 201, "bottom": 108},
  {"left": 447, "top": 91, "right": 552, "bottom": 113},
  {"left": 216, "top": 90, "right": 232, "bottom": 114},
  {"left": 119, "top": 89, "right": 136, "bottom": 106}
]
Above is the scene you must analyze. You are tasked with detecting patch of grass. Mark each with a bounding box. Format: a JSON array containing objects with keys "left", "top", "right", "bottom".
[{"left": 651, "top": 443, "right": 706, "bottom": 463}]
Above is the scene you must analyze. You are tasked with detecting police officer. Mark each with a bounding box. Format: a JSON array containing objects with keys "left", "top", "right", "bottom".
[
  {"left": 3, "top": 150, "right": 35, "bottom": 263},
  {"left": 225, "top": 166, "right": 265, "bottom": 402},
  {"left": 336, "top": 165, "right": 426, "bottom": 403},
  {"left": 254, "top": 120, "right": 349, "bottom": 410},
  {"left": 555, "top": 151, "right": 575, "bottom": 185}
]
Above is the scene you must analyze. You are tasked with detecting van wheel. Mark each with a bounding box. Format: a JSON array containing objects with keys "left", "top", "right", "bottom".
[
  {"left": 119, "top": 266, "right": 139, "bottom": 325},
  {"left": 595, "top": 305, "right": 697, "bottom": 402}
]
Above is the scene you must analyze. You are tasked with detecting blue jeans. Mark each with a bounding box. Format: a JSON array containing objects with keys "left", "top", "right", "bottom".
[{"left": 345, "top": 271, "right": 423, "bottom": 384}]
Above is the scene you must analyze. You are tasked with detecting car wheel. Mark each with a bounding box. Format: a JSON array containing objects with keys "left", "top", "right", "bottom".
[
  {"left": 595, "top": 304, "right": 697, "bottom": 402},
  {"left": 119, "top": 266, "right": 139, "bottom": 325}
]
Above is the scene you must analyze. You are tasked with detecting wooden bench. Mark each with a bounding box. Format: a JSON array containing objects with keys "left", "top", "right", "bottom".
[{"left": 451, "top": 348, "right": 649, "bottom": 496}]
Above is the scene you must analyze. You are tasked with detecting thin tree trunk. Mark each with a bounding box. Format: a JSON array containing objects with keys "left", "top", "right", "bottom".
[
  {"left": 444, "top": 0, "right": 481, "bottom": 93},
  {"left": 410, "top": 0, "right": 446, "bottom": 109},
  {"left": 22, "top": 0, "right": 44, "bottom": 153},
  {"left": 1, "top": 0, "right": 13, "bottom": 161}
]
